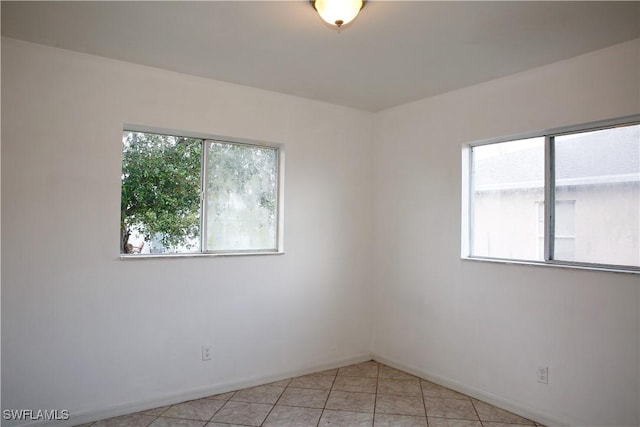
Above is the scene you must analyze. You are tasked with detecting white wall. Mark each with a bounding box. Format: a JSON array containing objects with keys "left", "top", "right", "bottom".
[
  {"left": 1, "top": 38, "right": 373, "bottom": 425},
  {"left": 3, "top": 34, "right": 640, "bottom": 427},
  {"left": 371, "top": 39, "right": 640, "bottom": 427}
]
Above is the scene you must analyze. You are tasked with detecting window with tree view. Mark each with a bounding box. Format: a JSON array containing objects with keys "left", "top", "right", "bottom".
[
  {"left": 466, "top": 118, "right": 639, "bottom": 271},
  {"left": 121, "top": 131, "right": 280, "bottom": 255}
]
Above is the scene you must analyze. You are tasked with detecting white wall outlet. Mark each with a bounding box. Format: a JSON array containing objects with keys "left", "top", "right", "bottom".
[
  {"left": 537, "top": 366, "right": 548, "bottom": 384},
  {"left": 202, "top": 345, "right": 212, "bottom": 361}
]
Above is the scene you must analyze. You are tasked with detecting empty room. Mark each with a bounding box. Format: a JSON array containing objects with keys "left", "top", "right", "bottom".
[{"left": 2, "top": 1, "right": 639, "bottom": 427}]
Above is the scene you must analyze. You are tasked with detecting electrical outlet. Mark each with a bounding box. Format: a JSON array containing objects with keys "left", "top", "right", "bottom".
[
  {"left": 202, "top": 345, "right": 212, "bottom": 361},
  {"left": 537, "top": 366, "right": 548, "bottom": 384}
]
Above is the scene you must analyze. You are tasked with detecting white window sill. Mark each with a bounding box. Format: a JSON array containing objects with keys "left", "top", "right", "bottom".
[
  {"left": 120, "top": 251, "right": 284, "bottom": 260},
  {"left": 461, "top": 256, "right": 639, "bottom": 275}
]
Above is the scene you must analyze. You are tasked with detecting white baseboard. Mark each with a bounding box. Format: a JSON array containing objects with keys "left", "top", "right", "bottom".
[
  {"left": 12, "top": 353, "right": 372, "bottom": 427},
  {"left": 10, "top": 353, "right": 580, "bottom": 427},
  {"left": 372, "top": 353, "right": 574, "bottom": 427}
]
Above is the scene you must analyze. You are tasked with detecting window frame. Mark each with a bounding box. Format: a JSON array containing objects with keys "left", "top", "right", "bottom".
[
  {"left": 461, "top": 115, "right": 640, "bottom": 274},
  {"left": 536, "top": 200, "right": 576, "bottom": 261},
  {"left": 120, "top": 127, "right": 285, "bottom": 259}
]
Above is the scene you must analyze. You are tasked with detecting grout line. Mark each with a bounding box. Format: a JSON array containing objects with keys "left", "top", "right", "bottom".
[
  {"left": 144, "top": 413, "right": 160, "bottom": 427},
  {"left": 419, "top": 376, "right": 429, "bottom": 426},
  {"left": 315, "top": 370, "right": 338, "bottom": 427},
  {"left": 259, "top": 384, "right": 286, "bottom": 426},
  {"left": 470, "top": 397, "right": 483, "bottom": 426},
  {"left": 204, "top": 393, "right": 233, "bottom": 425},
  {"left": 316, "top": 408, "right": 376, "bottom": 416},
  {"left": 372, "top": 362, "right": 379, "bottom": 427},
  {"left": 88, "top": 362, "right": 539, "bottom": 427}
]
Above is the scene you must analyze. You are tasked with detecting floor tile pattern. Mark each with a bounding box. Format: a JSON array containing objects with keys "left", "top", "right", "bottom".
[{"left": 78, "top": 361, "right": 543, "bottom": 427}]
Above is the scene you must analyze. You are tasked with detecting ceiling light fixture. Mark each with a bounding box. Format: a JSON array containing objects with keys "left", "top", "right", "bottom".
[{"left": 312, "top": 0, "right": 365, "bottom": 28}]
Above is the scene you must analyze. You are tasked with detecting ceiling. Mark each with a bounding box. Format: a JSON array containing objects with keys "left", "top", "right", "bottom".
[{"left": 2, "top": 1, "right": 639, "bottom": 112}]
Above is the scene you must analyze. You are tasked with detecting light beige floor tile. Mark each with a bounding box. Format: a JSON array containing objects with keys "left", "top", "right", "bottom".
[
  {"left": 206, "top": 423, "right": 248, "bottom": 427},
  {"left": 289, "top": 373, "right": 335, "bottom": 389},
  {"left": 337, "top": 362, "right": 379, "bottom": 378},
  {"left": 210, "top": 401, "right": 272, "bottom": 426},
  {"left": 92, "top": 413, "right": 156, "bottom": 427},
  {"left": 332, "top": 376, "right": 377, "bottom": 393},
  {"left": 374, "top": 413, "right": 428, "bottom": 426},
  {"left": 325, "top": 390, "right": 376, "bottom": 412},
  {"left": 229, "top": 384, "right": 285, "bottom": 404},
  {"left": 278, "top": 387, "right": 329, "bottom": 408},
  {"left": 149, "top": 417, "right": 205, "bottom": 427},
  {"left": 483, "top": 423, "right": 538, "bottom": 427},
  {"left": 471, "top": 399, "right": 535, "bottom": 425},
  {"left": 375, "top": 394, "right": 425, "bottom": 416},
  {"left": 86, "top": 362, "right": 545, "bottom": 427},
  {"left": 163, "top": 398, "right": 225, "bottom": 421},
  {"left": 421, "top": 381, "right": 469, "bottom": 400},
  {"left": 205, "top": 391, "right": 235, "bottom": 401},
  {"left": 139, "top": 406, "right": 170, "bottom": 416},
  {"left": 206, "top": 423, "right": 247, "bottom": 427},
  {"left": 268, "top": 378, "right": 291, "bottom": 387},
  {"left": 262, "top": 405, "right": 322, "bottom": 427},
  {"left": 377, "top": 378, "right": 421, "bottom": 396},
  {"left": 319, "top": 409, "right": 374, "bottom": 426},
  {"left": 378, "top": 365, "right": 418, "bottom": 380},
  {"left": 428, "top": 417, "right": 483, "bottom": 427},
  {"left": 424, "top": 398, "right": 478, "bottom": 420}
]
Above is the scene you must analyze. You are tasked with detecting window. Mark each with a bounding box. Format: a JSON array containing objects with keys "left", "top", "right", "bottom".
[
  {"left": 463, "top": 117, "right": 640, "bottom": 272},
  {"left": 471, "top": 137, "right": 544, "bottom": 261},
  {"left": 121, "top": 131, "right": 281, "bottom": 256},
  {"left": 536, "top": 200, "right": 575, "bottom": 260}
]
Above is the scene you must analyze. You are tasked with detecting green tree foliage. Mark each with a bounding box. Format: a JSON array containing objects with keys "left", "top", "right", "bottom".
[{"left": 120, "top": 132, "right": 201, "bottom": 253}]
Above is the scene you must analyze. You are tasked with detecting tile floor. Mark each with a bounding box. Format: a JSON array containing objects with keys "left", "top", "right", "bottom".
[{"left": 77, "top": 361, "right": 543, "bottom": 427}]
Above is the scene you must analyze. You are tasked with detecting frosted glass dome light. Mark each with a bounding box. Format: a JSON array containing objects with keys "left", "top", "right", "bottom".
[{"left": 313, "top": 0, "right": 365, "bottom": 28}]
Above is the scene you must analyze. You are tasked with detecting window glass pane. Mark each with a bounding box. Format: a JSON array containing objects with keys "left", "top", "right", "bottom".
[
  {"left": 554, "top": 125, "right": 640, "bottom": 266},
  {"left": 535, "top": 200, "right": 576, "bottom": 260},
  {"left": 554, "top": 237, "right": 575, "bottom": 260},
  {"left": 206, "top": 142, "right": 278, "bottom": 251},
  {"left": 471, "top": 137, "right": 544, "bottom": 260},
  {"left": 555, "top": 200, "right": 575, "bottom": 237},
  {"left": 121, "top": 132, "right": 202, "bottom": 254},
  {"left": 553, "top": 200, "right": 576, "bottom": 260}
]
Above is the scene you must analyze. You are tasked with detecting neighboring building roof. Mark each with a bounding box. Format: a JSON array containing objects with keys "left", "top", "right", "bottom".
[{"left": 474, "top": 125, "right": 639, "bottom": 191}]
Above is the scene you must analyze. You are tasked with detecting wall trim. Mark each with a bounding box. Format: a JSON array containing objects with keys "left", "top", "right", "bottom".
[
  {"left": 14, "top": 353, "right": 372, "bottom": 427},
  {"left": 371, "top": 353, "right": 575, "bottom": 427},
  {"left": 10, "top": 352, "right": 583, "bottom": 426}
]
